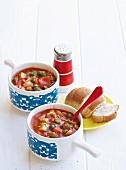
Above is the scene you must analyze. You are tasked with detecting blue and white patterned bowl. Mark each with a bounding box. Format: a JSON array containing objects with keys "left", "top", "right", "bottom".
[
  {"left": 6, "top": 60, "right": 59, "bottom": 112},
  {"left": 27, "top": 103, "right": 83, "bottom": 161},
  {"left": 27, "top": 103, "right": 102, "bottom": 161}
]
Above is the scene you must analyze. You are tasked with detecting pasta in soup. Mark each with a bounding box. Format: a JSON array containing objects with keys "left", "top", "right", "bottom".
[
  {"left": 12, "top": 67, "right": 56, "bottom": 91},
  {"left": 31, "top": 108, "right": 80, "bottom": 138}
]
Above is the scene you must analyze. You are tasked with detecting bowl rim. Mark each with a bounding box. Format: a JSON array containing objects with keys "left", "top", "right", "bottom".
[
  {"left": 8, "top": 61, "right": 59, "bottom": 95},
  {"left": 27, "top": 103, "right": 83, "bottom": 141}
]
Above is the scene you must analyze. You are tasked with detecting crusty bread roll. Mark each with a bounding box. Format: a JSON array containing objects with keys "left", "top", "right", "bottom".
[
  {"left": 65, "top": 87, "right": 105, "bottom": 118},
  {"left": 92, "top": 103, "right": 119, "bottom": 123}
]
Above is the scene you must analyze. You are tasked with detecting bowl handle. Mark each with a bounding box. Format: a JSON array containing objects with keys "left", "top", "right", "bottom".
[
  {"left": 4, "top": 59, "right": 16, "bottom": 69},
  {"left": 73, "top": 138, "right": 102, "bottom": 158}
]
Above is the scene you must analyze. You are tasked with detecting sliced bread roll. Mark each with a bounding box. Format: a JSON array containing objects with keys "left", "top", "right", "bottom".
[
  {"left": 65, "top": 87, "right": 105, "bottom": 118},
  {"left": 92, "top": 103, "right": 119, "bottom": 123}
]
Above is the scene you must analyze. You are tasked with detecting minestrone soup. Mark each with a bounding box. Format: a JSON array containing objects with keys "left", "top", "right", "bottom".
[
  {"left": 12, "top": 67, "right": 56, "bottom": 91},
  {"left": 31, "top": 109, "right": 80, "bottom": 138}
]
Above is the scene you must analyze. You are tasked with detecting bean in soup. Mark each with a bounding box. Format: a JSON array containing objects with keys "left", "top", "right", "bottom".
[
  {"left": 31, "top": 109, "right": 80, "bottom": 138},
  {"left": 12, "top": 67, "right": 56, "bottom": 91}
]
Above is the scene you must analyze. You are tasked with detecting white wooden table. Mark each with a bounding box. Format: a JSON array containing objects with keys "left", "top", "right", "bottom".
[{"left": 0, "top": 0, "right": 126, "bottom": 169}]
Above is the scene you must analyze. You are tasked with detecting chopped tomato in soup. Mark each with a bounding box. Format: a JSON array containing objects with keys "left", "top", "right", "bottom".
[
  {"left": 12, "top": 67, "right": 56, "bottom": 91},
  {"left": 31, "top": 109, "right": 80, "bottom": 138},
  {"left": 38, "top": 76, "right": 51, "bottom": 88}
]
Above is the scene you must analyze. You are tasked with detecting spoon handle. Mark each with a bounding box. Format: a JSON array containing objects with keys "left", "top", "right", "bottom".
[{"left": 70, "top": 86, "right": 103, "bottom": 120}]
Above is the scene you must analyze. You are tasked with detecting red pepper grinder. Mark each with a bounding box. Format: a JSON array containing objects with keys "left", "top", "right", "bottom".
[{"left": 53, "top": 44, "right": 74, "bottom": 92}]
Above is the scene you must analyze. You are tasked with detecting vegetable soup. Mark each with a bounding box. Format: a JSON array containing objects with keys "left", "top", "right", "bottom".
[
  {"left": 31, "top": 109, "right": 80, "bottom": 138},
  {"left": 12, "top": 67, "right": 56, "bottom": 91}
]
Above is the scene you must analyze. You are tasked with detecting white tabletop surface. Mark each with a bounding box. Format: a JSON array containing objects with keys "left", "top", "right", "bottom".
[{"left": 0, "top": 0, "right": 126, "bottom": 169}]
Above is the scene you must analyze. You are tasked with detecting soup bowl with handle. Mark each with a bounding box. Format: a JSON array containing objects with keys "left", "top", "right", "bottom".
[
  {"left": 27, "top": 103, "right": 102, "bottom": 161},
  {"left": 4, "top": 59, "right": 59, "bottom": 112}
]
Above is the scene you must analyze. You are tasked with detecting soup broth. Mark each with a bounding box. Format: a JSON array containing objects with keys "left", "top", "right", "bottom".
[
  {"left": 12, "top": 67, "right": 56, "bottom": 91},
  {"left": 31, "top": 108, "right": 80, "bottom": 138}
]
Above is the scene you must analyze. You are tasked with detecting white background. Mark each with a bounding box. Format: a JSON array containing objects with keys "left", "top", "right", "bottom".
[{"left": 0, "top": 0, "right": 126, "bottom": 169}]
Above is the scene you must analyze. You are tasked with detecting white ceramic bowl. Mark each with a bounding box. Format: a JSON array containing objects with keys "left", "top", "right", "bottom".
[
  {"left": 4, "top": 59, "right": 59, "bottom": 112},
  {"left": 27, "top": 103, "right": 102, "bottom": 161}
]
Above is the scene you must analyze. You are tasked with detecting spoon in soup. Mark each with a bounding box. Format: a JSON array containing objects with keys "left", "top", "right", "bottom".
[{"left": 70, "top": 86, "right": 103, "bottom": 121}]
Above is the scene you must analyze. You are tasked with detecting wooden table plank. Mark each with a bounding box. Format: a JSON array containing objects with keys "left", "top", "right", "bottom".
[
  {"left": 36, "top": 0, "right": 82, "bottom": 88},
  {"left": 0, "top": 0, "right": 38, "bottom": 169},
  {"left": 79, "top": 0, "right": 126, "bottom": 169},
  {"left": 117, "top": 0, "right": 126, "bottom": 57},
  {"left": 0, "top": 0, "right": 38, "bottom": 63},
  {"left": 30, "top": 0, "right": 86, "bottom": 169}
]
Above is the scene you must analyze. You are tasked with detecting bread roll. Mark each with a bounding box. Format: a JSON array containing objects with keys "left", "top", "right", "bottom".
[
  {"left": 65, "top": 87, "right": 105, "bottom": 118},
  {"left": 92, "top": 103, "right": 119, "bottom": 122}
]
